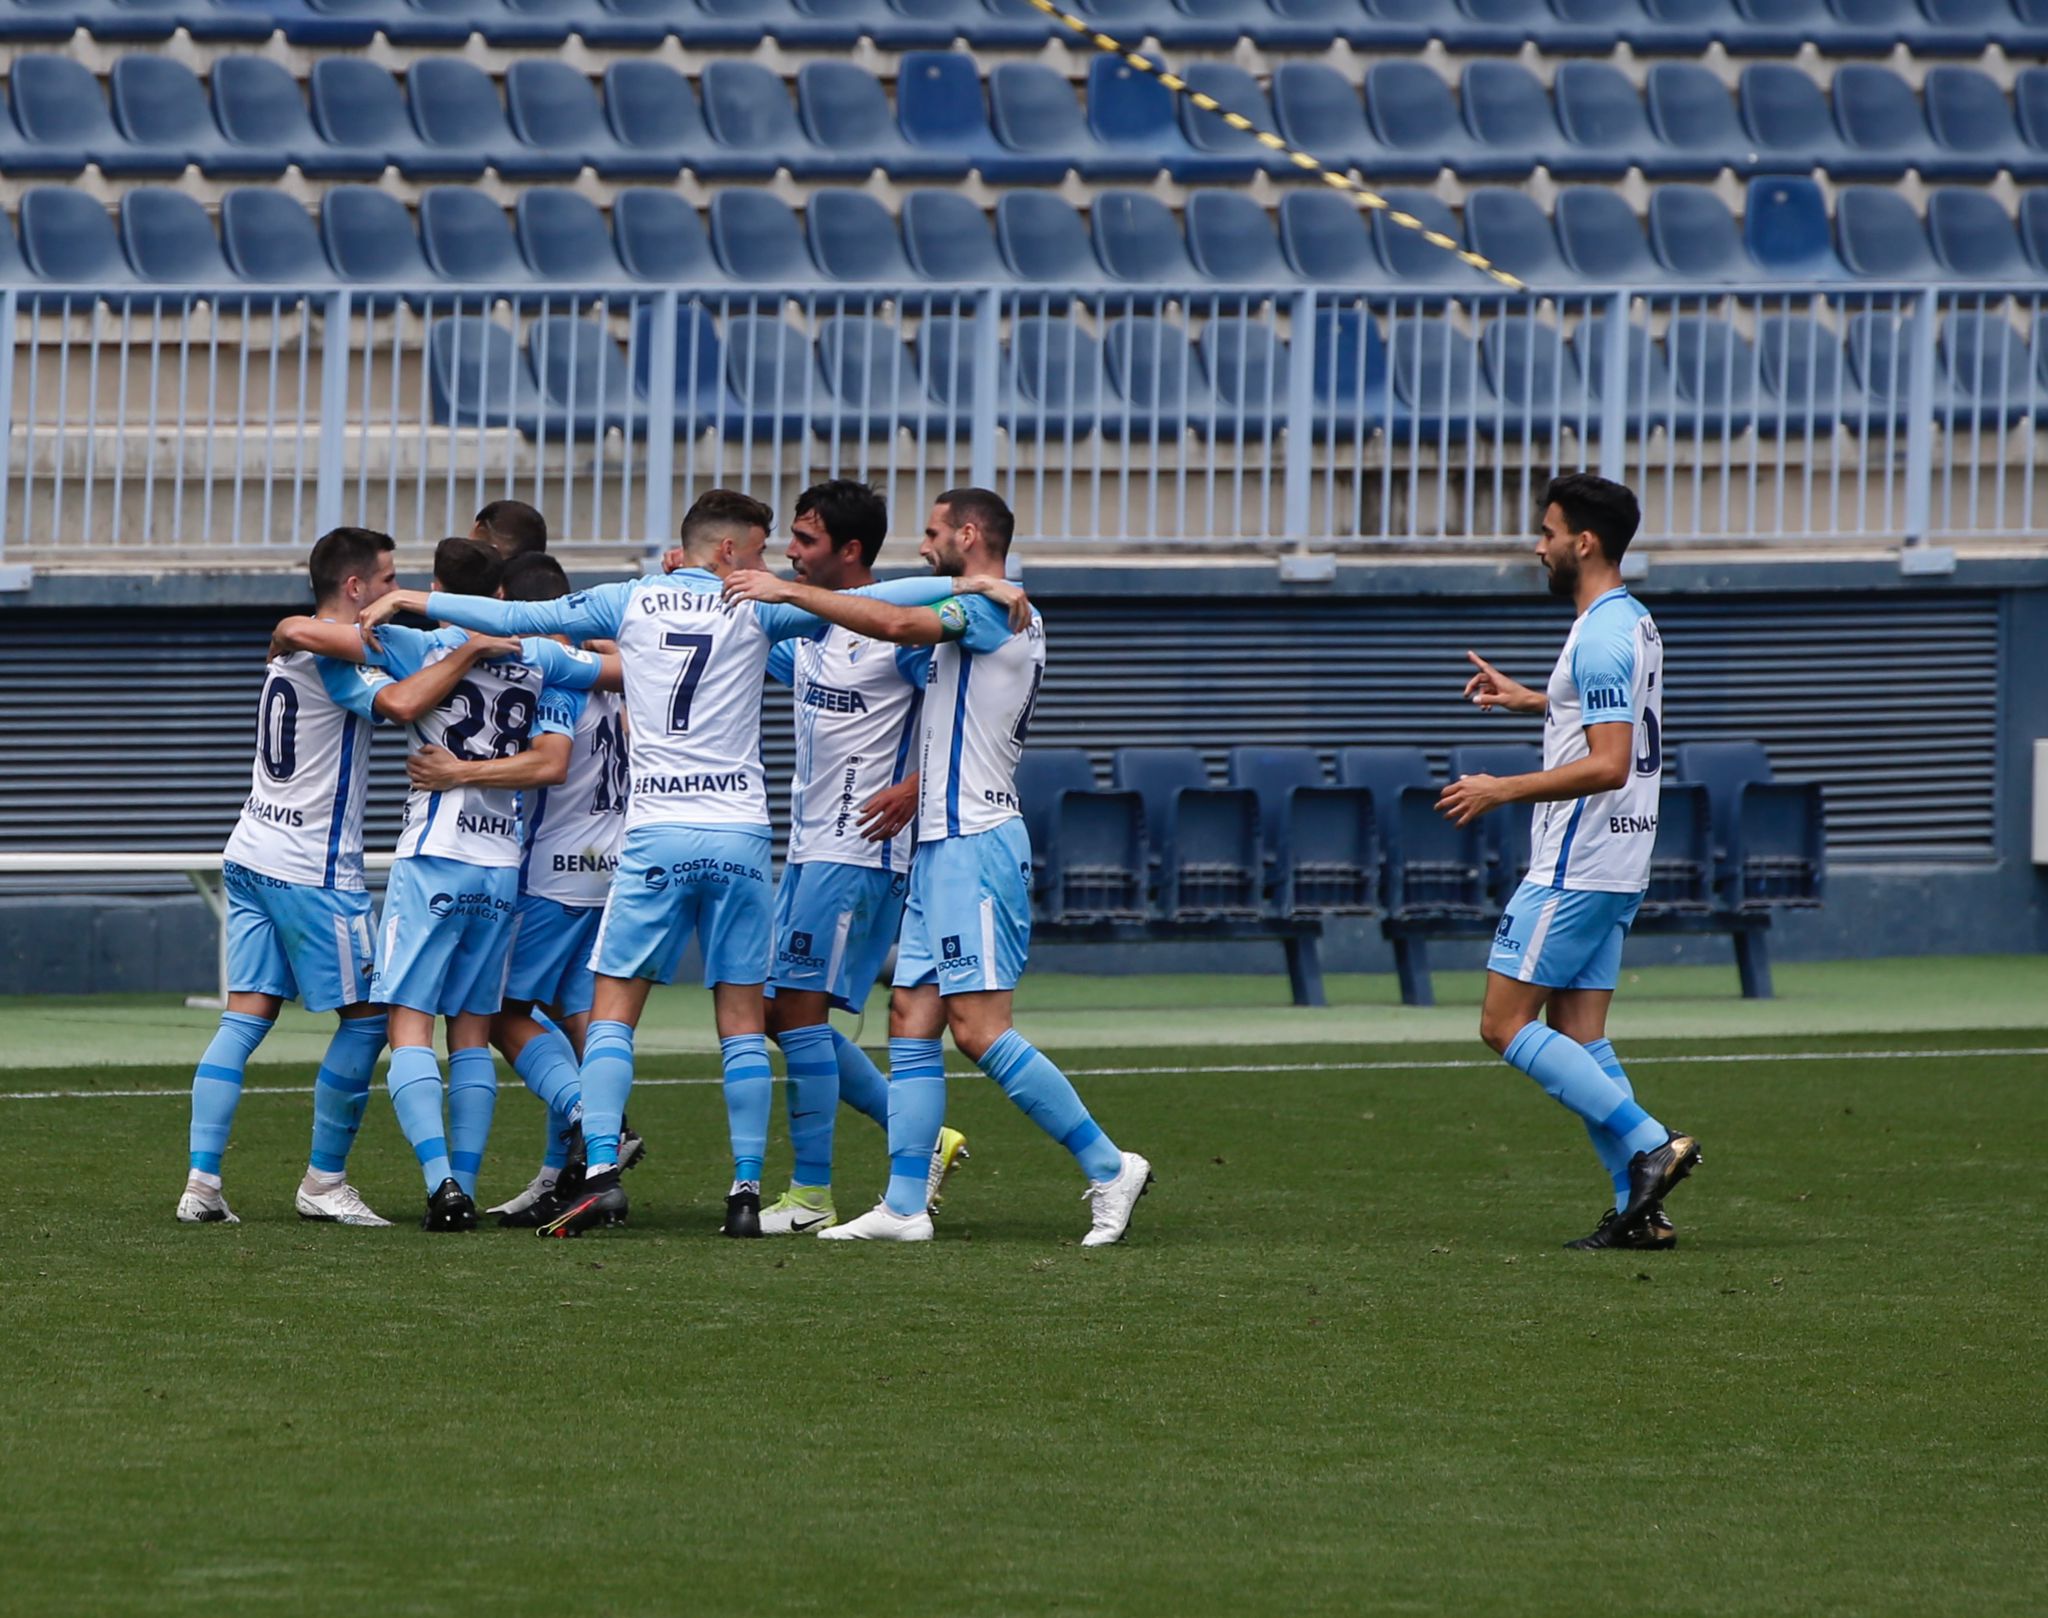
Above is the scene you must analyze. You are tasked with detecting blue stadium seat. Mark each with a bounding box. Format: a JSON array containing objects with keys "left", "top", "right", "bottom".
[
  {"left": 1101, "top": 316, "right": 1218, "bottom": 439},
  {"left": 630, "top": 301, "right": 737, "bottom": 432},
  {"left": 1740, "top": 64, "right": 1853, "bottom": 176},
  {"left": 1279, "top": 190, "right": 1386, "bottom": 285},
  {"left": 1756, "top": 314, "right": 1867, "bottom": 435},
  {"left": 408, "top": 59, "right": 548, "bottom": 180},
  {"left": 1481, "top": 316, "right": 1595, "bottom": 435},
  {"left": 320, "top": 185, "right": 431, "bottom": 297},
  {"left": 1913, "top": 0, "right": 2024, "bottom": 55},
  {"left": 1645, "top": 62, "right": 1744, "bottom": 173},
  {"left": 1010, "top": 314, "right": 1103, "bottom": 438},
  {"left": 798, "top": 61, "right": 958, "bottom": 183},
  {"left": 1365, "top": 60, "right": 1485, "bottom": 179},
  {"left": 1844, "top": 309, "right": 1919, "bottom": 427},
  {"left": 212, "top": 58, "right": 337, "bottom": 179},
  {"left": 1389, "top": 320, "right": 1483, "bottom": 440},
  {"left": 1371, "top": 188, "right": 1472, "bottom": 290},
  {"left": 913, "top": 312, "right": 1016, "bottom": 434},
  {"left": 1555, "top": 187, "right": 1665, "bottom": 284},
  {"left": 307, "top": 59, "right": 418, "bottom": 179},
  {"left": 902, "top": 189, "right": 1012, "bottom": 282},
  {"left": 109, "top": 57, "right": 231, "bottom": 177},
  {"left": 1923, "top": 66, "right": 2034, "bottom": 179},
  {"left": 1832, "top": 63, "right": 1933, "bottom": 178},
  {"left": 222, "top": 188, "right": 337, "bottom": 286},
  {"left": 723, "top": 315, "right": 818, "bottom": 438},
  {"left": 1835, "top": 186, "right": 1939, "bottom": 278},
  {"left": 1176, "top": 63, "right": 1285, "bottom": 179},
  {"left": 1459, "top": 60, "right": 1567, "bottom": 178},
  {"left": 1552, "top": 60, "right": 1655, "bottom": 177},
  {"left": 601, "top": 62, "right": 701, "bottom": 175},
  {"left": 1088, "top": 55, "right": 1205, "bottom": 181},
  {"left": 515, "top": 189, "right": 623, "bottom": 283},
  {"left": 988, "top": 61, "right": 1097, "bottom": 182},
  {"left": 2023, "top": 190, "right": 2048, "bottom": 273},
  {"left": 526, "top": 314, "right": 643, "bottom": 437},
  {"left": 1585, "top": 317, "right": 1679, "bottom": 432},
  {"left": 428, "top": 316, "right": 543, "bottom": 431},
  {"left": 1673, "top": 741, "right": 1822, "bottom": 911},
  {"left": 996, "top": 193, "right": 1109, "bottom": 287},
  {"left": 806, "top": 189, "right": 914, "bottom": 283},
  {"left": 1666, "top": 314, "right": 1758, "bottom": 433},
  {"left": 1464, "top": 188, "right": 1569, "bottom": 285},
  {"left": 418, "top": 187, "right": 536, "bottom": 292},
  {"left": 1447, "top": 743, "right": 1539, "bottom": 897},
  {"left": 1186, "top": 190, "right": 1298, "bottom": 284},
  {"left": 1197, "top": 317, "right": 1290, "bottom": 439},
  {"left": 298, "top": 0, "right": 474, "bottom": 47},
  {"left": 1310, "top": 305, "right": 1392, "bottom": 440},
  {"left": 1745, "top": 176, "right": 1840, "bottom": 280},
  {"left": 1225, "top": 746, "right": 1376, "bottom": 917},
  {"left": 612, "top": 190, "right": 722, "bottom": 284},
  {"left": 1272, "top": 63, "right": 1376, "bottom": 173},
  {"left": 2019, "top": 67, "right": 2048, "bottom": 163},
  {"left": 1640, "top": 781, "right": 1714, "bottom": 920},
  {"left": 1014, "top": 745, "right": 1092, "bottom": 899},
  {"left": 1343, "top": 746, "right": 1475, "bottom": 929},
  {"left": 1091, "top": 191, "right": 1195, "bottom": 285},
  {"left": 483, "top": 0, "right": 592, "bottom": 48},
  {"left": 1648, "top": 185, "right": 1753, "bottom": 282},
  {"left": 1110, "top": 747, "right": 1261, "bottom": 922},
  {"left": 1334, "top": 745, "right": 1431, "bottom": 845},
  {"left": 817, "top": 315, "right": 932, "bottom": 437},
  {"left": 1017, "top": 748, "right": 1147, "bottom": 923},
  {"left": 1927, "top": 190, "right": 2032, "bottom": 280},
  {"left": 896, "top": 51, "right": 1006, "bottom": 176},
  {"left": 701, "top": 60, "right": 829, "bottom": 177},
  {"left": 505, "top": 61, "right": 640, "bottom": 179},
  {"left": 1941, "top": 310, "right": 2032, "bottom": 424},
  {"left": 9, "top": 53, "right": 147, "bottom": 176},
  {"left": 19, "top": 187, "right": 138, "bottom": 295},
  {"left": 708, "top": 191, "right": 823, "bottom": 288},
  {"left": 118, "top": 187, "right": 229, "bottom": 284}
]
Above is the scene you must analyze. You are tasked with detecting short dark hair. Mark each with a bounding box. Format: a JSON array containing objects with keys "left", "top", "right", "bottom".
[
  {"left": 307, "top": 526, "right": 393, "bottom": 602},
  {"left": 936, "top": 487, "right": 1014, "bottom": 558},
  {"left": 474, "top": 499, "right": 548, "bottom": 558},
  {"left": 434, "top": 536, "right": 504, "bottom": 598},
  {"left": 794, "top": 479, "right": 888, "bottom": 569},
  {"left": 681, "top": 488, "right": 774, "bottom": 538},
  {"left": 502, "top": 553, "right": 571, "bottom": 602},
  {"left": 1543, "top": 473, "right": 1640, "bottom": 563}
]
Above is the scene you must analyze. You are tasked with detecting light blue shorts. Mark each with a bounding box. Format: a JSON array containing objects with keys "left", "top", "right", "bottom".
[
  {"left": 767, "top": 860, "right": 909, "bottom": 1012},
  {"left": 1486, "top": 880, "right": 1645, "bottom": 992},
  {"left": 373, "top": 856, "right": 521, "bottom": 1017},
  {"left": 223, "top": 861, "right": 376, "bottom": 1014},
  {"left": 591, "top": 824, "right": 774, "bottom": 988},
  {"left": 893, "top": 820, "right": 1033, "bottom": 997},
  {"left": 504, "top": 892, "right": 603, "bottom": 1016}
]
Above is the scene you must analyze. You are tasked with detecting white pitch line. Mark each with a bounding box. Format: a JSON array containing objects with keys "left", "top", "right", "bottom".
[{"left": 3, "top": 1045, "right": 2042, "bottom": 1103}]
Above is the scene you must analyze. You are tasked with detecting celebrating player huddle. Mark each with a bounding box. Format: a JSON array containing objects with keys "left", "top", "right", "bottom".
[{"left": 176, "top": 485, "right": 1154, "bottom": 1248}]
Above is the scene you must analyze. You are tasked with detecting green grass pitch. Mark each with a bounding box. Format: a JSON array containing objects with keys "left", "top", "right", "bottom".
[{"left": 1, "top": 982, "right": 2043, "bottom": 1616}]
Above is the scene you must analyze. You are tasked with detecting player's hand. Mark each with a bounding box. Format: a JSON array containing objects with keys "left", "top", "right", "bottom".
[
  {"left": 268, "top": 616, "right": 314, "bottom": 661},
  {"left": 858, "top": 778, "right": 918, "bottom": 842},
  {"left": 1436, "top": 773, "right": 1506, "bottom": 827},
  {"left": 460, "top": 631, "right": 522, "bottom": 664},
  {"left": 357, "top": 589, "right": 425, "bottom": 652},
  {"left": 661, "top": 547, "right": 687, "bottom": 575},
  {"left": 953, "top": 575, "right": 1033, "bottom": 633},
  {"left": 1463, "top": 651, "right": 1540, "bottom": 715},
  {"left": 722, "top": 570, "right": 799, "bottom": 606},
  {"left": 406, "top": 745, "right": 472, "bottom": 790}
]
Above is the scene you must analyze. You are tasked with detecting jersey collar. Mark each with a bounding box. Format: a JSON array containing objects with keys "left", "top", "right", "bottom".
[{"left": 1582, "top": 585, "right": 1630, "bottom": 617}]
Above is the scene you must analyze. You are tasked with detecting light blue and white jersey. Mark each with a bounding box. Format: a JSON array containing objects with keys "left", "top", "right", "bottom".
[
  {"left": 522, "top": 687, "right": 628, "bottom": 906},
  {"left": 424, "top": 570, "right": 957, "bottom": 836},
  {"left": 1527, "top": 587, "right": 1663, "bottom": 894},
  {"left": 221, "top": 647, "right": 387, "bottom": 891},
  {"left": 368, "top": 623, "right": 598, "bottom": 869},
  {"left": 916, "top": 594, "right": 1046, "bottom": 844},
  {"left": 768, "top": 627, "right": 929, "bottom": 871}
]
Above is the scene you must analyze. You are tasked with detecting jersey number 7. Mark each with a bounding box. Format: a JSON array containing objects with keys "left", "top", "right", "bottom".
[{"left": 664, "top": 632, "right": 714, "bottom": 735}]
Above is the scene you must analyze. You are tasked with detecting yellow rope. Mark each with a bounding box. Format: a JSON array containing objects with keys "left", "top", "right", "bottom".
[{"left": 1016, "top": 0, "right": 1529, "bottom": 294}]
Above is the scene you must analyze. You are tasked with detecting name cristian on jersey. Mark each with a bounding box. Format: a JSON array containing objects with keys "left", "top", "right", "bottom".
[
  {"left": 633, "top": 770, "right": 749, "bottom": 796},
  {"left": 631, "top": 589, "right": 741, "bottom": 621}
]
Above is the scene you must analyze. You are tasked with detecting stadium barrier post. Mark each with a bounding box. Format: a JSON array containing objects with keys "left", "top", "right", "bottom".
[
  {"left": 969, "top": 288, "right": 1001, "bottom": 493},
  {"left": 313, "top": 290, "right": 353, "bottom": 536},
  {"left": 1597, "top": 290, "right": 1631, "bottom": 484},
  {"left": 644, "top": 292, "right": 679, "bottom": 558},
  {"left": 0, "top": 289, "right": 14, "bottom": 584},
  {"left": 1283, "top": 289, "right": 1317, "bottom": 545},
  {"left": 1901, "top": 286, "right": 1939, "bottom": 549}
]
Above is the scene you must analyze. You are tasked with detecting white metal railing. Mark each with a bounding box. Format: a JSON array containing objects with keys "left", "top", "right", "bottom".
[{"left": 2, "top": 281, "right": 2042, "bottom": 562}]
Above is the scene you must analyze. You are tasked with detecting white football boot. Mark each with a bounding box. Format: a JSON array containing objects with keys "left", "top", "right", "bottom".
[
  {"left": 176, "top": 1178, "right": 239, "bottom": 1225},
  {"left": 817, "top": 1201, "right": 934, "bottom": 1242},
  {"left": 925, "top": 1126, "right": 970, "bottom": 1209},
  {"left": 294, "top": 1175, "right": 393, "bottom": 1227},
  {"left": 1080, "top": 1152, "right": 1154, "bottom": 1247},
  {"left": 486, "top": 1170, "right": 561, "bottom": 1219}
]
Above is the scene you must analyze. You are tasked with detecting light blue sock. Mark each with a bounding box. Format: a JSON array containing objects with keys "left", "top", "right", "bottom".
[
  {"left": 579, "top": 1020, "right": 635, "bottom": 1170},
  {"left": 722, "top": 1033, "right": 773, "bottom": 1184},
  {"left": 446, "top": 1047, "right": 498, "bottom": 1197},
  {"left": 309, "top": 1013, "right": 384, "bottom": 1174},
  {"left": 883, "top": 1037, "right": 947, "bottom": 1216},
  {"left": 979, "top": 1028, "right": 1123, "bottom": 1182},
  {"left": 386, "top": 1045, "right": 452, "bottom": 1191},
  {"left": 1583, "top": 1037, "right": 1638, "bottom": 1213},
  {"left": 514, "top": 1030, "right": 583, "bottom": 1172},
  {"left": 774, "top": 1023, "right": 841, "bottom": 1189},
  {"left": 1502, "top": 1023, "right": 1668, "bottom": 1157},
  {"left": 831, "top": 1030, "right": 891, "bottom": 1129},
  {"left": 187, "top": 1011, "right": 274, "bottom": 1174}
]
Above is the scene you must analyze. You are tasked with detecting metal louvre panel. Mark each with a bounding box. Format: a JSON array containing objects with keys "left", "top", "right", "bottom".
[{"left": 0, "top": 594, "right": 1999, "bottom": 874}]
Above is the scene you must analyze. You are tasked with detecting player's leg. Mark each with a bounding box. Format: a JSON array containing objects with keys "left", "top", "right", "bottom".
[
  {"left": 373, "top": 859, "right": 469, "bottom": 1228},
  {"left": 487, "top": 998, "right": 583, "bottom": 1220},
  {"left": 291, "top": 886, "right": 390, "bottom": 1226},
  {"left": 697, "top": 832, "right": 776, "bottom": 1236},
  {"left": 179, "top": 866, "right": 287, "bottom": 1223},
  {"left": 439, "top": 868, "right": 521, "bottom": 1203},
  {"left": 765, "top": 986, "right": 842, "bottom": 1232}
]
